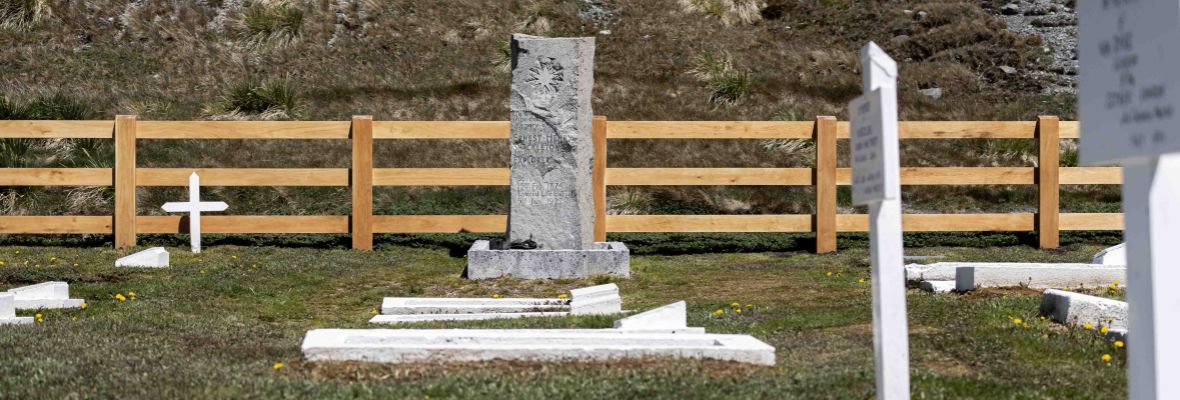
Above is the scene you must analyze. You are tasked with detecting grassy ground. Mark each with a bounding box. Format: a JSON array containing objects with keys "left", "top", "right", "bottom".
[{"left": 0, "top": 242, "right": 1128, "bottom": 399}]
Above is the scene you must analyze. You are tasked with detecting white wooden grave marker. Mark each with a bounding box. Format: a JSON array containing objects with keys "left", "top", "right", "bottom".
[
  {"left": 1080, "top": 1, "right": 1180, "bottom": 398},
  {"left": 161, "top": 173, "right": 228, "bottom": 253},
  {"left": 849, "top": 41, "right": 908, "bottom": 400}
]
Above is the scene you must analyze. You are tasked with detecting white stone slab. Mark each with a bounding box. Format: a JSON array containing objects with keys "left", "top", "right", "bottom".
[
  {"left": 371, "top": 312, "right": 570, "bottom": 324},
  {"left": 0, "top": 293, "right": 33, "bottom": 325},
  {"left": 1092, "top": 243, "right": 1127, "bottom": 266},
  {"left": 6, "top": 282, "right": 85, "bottom": 310},
  {"left": 918, "top": 280, "right": 955, "bottom": 294},
  {"left": 381, "top": 297, "right": 568, "bottom": 315},
  {"left": 955, "top": 265, "right": 1125, "bottom": 291},
  {"left": 116, "top": 247, "right": 170, "bottom": 268},
  {"left": 613, "top": 301, "right": 687, "bottom": 330},
  {"left": 569, "top": 283, "right": 622, "bottom": 315},
  {"left": 905, "top": 263, "right": 956, "bottom": 281},
  {"left": 301, "top": 329, "right": 775, "bottom": 366},
  {"left": 1040, "top": 289, "right": 1128, "bottom": 331}
]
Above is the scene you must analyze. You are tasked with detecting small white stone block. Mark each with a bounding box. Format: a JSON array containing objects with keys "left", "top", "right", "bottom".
[
  {"left": 569, "top": 283, "right": 622, "bottom": 315},
  {"left": 116, "top": 247, "right": 170, "bottom": 268},
  {"left": 1092, "top": 243, "right": 1127, "bottom": 265},
  {"left": 613, "top": 301, "right": 687, "bottom": 330},
  {"left": 370, "top": 312, "right": 570, "bottom": 324},
  {"left": 6, "top": 282, "right": 85, "bottom": 310},
  {"left": 301, "top": 329, "right": 776, "bottom": 366},
  {"left": 919, "top": 280, "right": 956, "bottom": 294},
  {"left": 905, "top": 263, "right": 957, "bottom": 281},
  {"left": 0, "top": 293, "right": 33, "bottom": 325},
  {"left": 956, "top": 265, "right": 1125, "bottom": 291},
  {"left": 381, "top": 297, "right": 567, "bottom": 315},
  {"left": 1040, "top": 289, "right": 1128, "bottom": 330}
]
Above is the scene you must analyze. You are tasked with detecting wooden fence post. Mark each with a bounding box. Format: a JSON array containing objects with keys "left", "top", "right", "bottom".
[
  {"left": 114, "top": 115, "right": 137, "bottom": 249},
  {"left": 1037, "top": 116, "right": 1060, "bottom": 249},
  {"left": 351, "top": 116, "right": 374, "bottom": 250},
  {"left": 593, "top": 116, "right": 608, "bottom": 243},
  {"left": 815, "top": 116, "right": 838, "bottom": 254}
]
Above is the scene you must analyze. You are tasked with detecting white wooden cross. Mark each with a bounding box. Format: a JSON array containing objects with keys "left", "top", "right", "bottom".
[
  {"left": 849, "top": 42, "right": 908, "bottom": 400},
  {"left": 161, "top": 173, "right": 228, "bottom": 254},
  {"left": 1080, "top": 2, "right": 1180, "bottom": 398}
]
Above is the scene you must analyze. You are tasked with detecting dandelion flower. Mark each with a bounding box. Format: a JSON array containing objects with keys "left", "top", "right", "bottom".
[
  {"left": 34, "top": 313, "right": 43, "bottom": 323},
  {"left": 1084, "top": 322, "right": 1094, "bottom": 330},
  {"left": 826, "top": 271, "right": 833, "bottom": 277},
  {"left": 231, "top": 255, "right": 238, "bottom": 260},
  {"left": 713, "top": 309, "right": 724, "bottom": 315},
  {"left": 558, "top": 294, "right": 569, "bottom": 299},
  {"left": 492, "top": 293, "right": 501, "bottom": 299},
  {"left": 735, "top": 308, "right": 742, "bottom": 314},
  {"left": 745, "top": 303, "right": 753, "bottom": 308},
  {"left": 128, "top": 291, "right": 137, "bottom": 299},
  {"left": 1112, "top": 281, "right": 1120, "bottom": 286},
  {"left": 1115, "top": 341, "right": 1125, "bottom": 349},
  {"left": 71, "top": 316, "right": 77, "bottom": 321},
  {"left": 1101, "top": 326, "right": 1110, "bottom": 334},
  {"left": 73, "top": 263, "right": 78, "bottom": 267},
  {"left": 80, "top": 303, "right": 88, "bottom": 310},
  {"left": 730, "top": 302, "right": 740, "bottom": 308},
  {"left": 1102, "top": 354, "right": 1112, "bottom": 363},
  {"left": 858, "top": 278, "right": 866, "bottom": 283},
  {"left": 0, "top": 261, "right": 5, "bottom": 265},
  {"left": 370, "top": 309, "right": 379, "bottom": 315},
  {"left": 1013, "top": 318, "right": 1023, "bottom": 325},
  {"left": 115, "top": 293, "right": 127, "bottom": 302},
  {"left": 273, "top": 362, "right": 284, "bottom": 370}
]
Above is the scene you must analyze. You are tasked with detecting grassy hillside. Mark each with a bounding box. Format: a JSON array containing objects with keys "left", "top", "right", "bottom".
[{"left": 1, "top": 0, "right": 1114, "bottom": 225}]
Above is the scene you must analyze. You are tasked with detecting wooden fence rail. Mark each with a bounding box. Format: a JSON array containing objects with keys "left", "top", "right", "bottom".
[{"left": 0, "top": 116, "right": 1123, "bottom": 252}]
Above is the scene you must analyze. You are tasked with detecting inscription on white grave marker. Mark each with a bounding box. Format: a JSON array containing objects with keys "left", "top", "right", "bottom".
[
  {"left": 1079, "top": 0, "right": 1180, "bottom": 163},
  {"left": 849, "top": 89, "right": 899, "bottom": 205}
]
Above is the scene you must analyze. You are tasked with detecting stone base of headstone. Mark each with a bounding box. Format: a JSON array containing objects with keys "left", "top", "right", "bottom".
[{"left": 464, "top": 240, "right": 630, "bottom": 280}]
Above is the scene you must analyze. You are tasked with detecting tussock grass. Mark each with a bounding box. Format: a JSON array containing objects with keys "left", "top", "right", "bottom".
[
  {"left": 241, "top": 1, "right": 304, "bottom": 46},
  {"left": 0, "top": 243, "right": 1127, "bottom": 398},
  {"left": 207, "top": 77, "right": 306, "bottom": 120},
  {"left": 0, "top": 0, "right": 50, "bottom": 31}
]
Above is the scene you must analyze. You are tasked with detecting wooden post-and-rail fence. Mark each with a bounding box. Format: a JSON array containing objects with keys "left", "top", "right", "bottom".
[{"left": 0, "top": 116, "right": 1124, "bottom": 252}]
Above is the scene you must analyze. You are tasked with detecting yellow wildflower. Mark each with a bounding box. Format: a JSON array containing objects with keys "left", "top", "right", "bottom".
[
  {"left": 557, "top": 294, "right": 569, "bottom": 299},
  {"left": 34, "top": 313, "right": 43, "bottom": 323},
  {"left": 1100, "top": 326, "right": 1110, "bottom": 334},
  {"left": 1112, "top": 281, "right": 1120, "bottom": 286},
  {"left": 745, "top": 303, "right": 753, "bottom": 308},
  {"left": 80, "top": 303, "right": 88, "bottom": 310},
  {"left": 492, "top": 293, "right": 501, "bottom": 299},
  {"left": 1013, "top": 318, "right": 1023, "bottom": 325},
  {"left": 1102, "top": 354, "right": 1112, "bottom": 363},
  {"left": 1115, "top": 341, "right": 1125, "bottom": 349},
  {"left": 713, "top": 309, "right": 724, "bottom": 315},
  {"left": 71, "top": 316, "right": 77, "bottom": 321},
  {"left": 370, "top": 309, "right": 379, "bottom": 315},
  {"left": 1084, "top": 322, "right": 1094, "bottom": 330},
  {"left": 858, "top": 278, "right": 866, "bottom": 283},
  {"left": 730, "top": 302, "right": 740, "bottom": 308},
  {"left": 115, "top": 293, "right": 127, "bottom": 302},
  {"left": 128, "top": 291, "right": 137, "bottom": 299},
  {"left": 231, "top": 255, "right": 238, "bottom": 260},
  {"left": 735, "top": 308, "right": 742, "bottom": 314},
  {"left": 826, "top": 271, "right": 833, "bottom": 277},
  {"left": 73, "top": 263, "right": 78, "bottom": 267},
  {"left": 273, "top": 362, "right": 284, "bottom": 370},
  {"left": 0, "top": 261, "right": 5, "bottom": 266}
]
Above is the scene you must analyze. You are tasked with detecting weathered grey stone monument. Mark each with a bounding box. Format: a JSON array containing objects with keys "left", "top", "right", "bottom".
[
  {"left": 507, "top": 33, "right": 596, "bottom": 250},
  {"left": 465, "top": 34, "right": 629, "bottom": 280}
]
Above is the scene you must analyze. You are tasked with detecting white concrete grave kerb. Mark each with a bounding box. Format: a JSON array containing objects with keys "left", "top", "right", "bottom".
[
  {"left": 1079, "top": 2, "right": 1180, "bottom": 398},
  {"left": 369, "top": 284, "right": 622, "bottom": 325},
  {"left": 0, "top": 293, "right": 33, "bottom": 325},
  {"left": 613, "top": 301, "right": 687, "bottom": 330},
  {"left": 6, "top": 281, "right": 85, "bottom": 310},
  {"left": 115, "top": 247, "right": 170, "bottom": 268},
  {"left": 301, "top": 329, "right": 775, "bottom": 366},
  {"left": 849, "top": 41, "right": 909, "bottom": 400},
  {"left": 161, "top": 173, "right": 228, "bottom": 254}
]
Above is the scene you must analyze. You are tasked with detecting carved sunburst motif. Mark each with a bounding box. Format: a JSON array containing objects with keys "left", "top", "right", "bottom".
[{"left": 525, "top": 57, "right": 565, "bottom": 94}]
